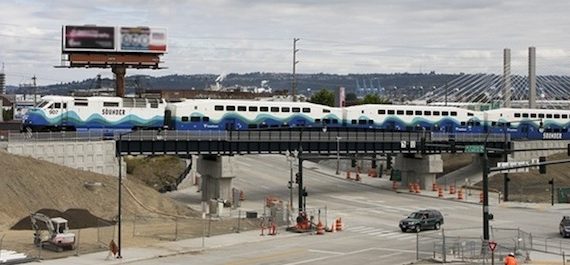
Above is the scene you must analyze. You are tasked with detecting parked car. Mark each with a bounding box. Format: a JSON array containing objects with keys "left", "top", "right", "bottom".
[
  {"left": 399, "top": 209, "right": 444, "bottom": 233},
  {"left": 559, "top": 216, "right": 570, "bottom": 238}
]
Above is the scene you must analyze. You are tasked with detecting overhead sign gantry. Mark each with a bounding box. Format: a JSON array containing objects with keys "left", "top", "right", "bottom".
[{"left": 58, "top": 25, "right": 167, "bottom": 97}]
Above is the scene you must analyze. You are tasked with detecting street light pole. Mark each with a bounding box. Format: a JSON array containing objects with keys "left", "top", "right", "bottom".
[
  {"left": 336, "top": 136, "right": 341, "bottom": 175},
  {"left": 482, "top": 149, "right": 490, "bottom": 241},
  {"left": 503, "top": 124, "right": 509, "bottom": 202},
  {"left": 117, "top": 133, "right": 123, "bottom": 259}
]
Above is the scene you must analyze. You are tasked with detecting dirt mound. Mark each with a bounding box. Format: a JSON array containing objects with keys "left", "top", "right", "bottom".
[
  {"left": 11, "top": 208, "right": 115, "bottom": 230},
  {"left": 0, "top": 150, "right": 197, "bottom": 230},
  {"left": 126, "top": 155, "right": 185, "bottom": 191}
]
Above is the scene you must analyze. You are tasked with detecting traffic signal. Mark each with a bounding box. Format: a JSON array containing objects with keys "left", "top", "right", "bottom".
[
  {"left": 539, "top": 156, "right": 546, "bottom": 174},
  {"left": 386, "top": 155, "right": 392, "bottom": 170},
  {"left": 295, "top": 172, "right": 301, "bottom": 184},
  {"left": 351, "top": 158, "right": 357, "bottom": 168}
]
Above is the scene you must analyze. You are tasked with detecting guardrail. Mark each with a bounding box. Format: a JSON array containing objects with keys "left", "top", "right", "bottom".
[{"left": 8, "top": 130, "right": 508, "bottom": 143}]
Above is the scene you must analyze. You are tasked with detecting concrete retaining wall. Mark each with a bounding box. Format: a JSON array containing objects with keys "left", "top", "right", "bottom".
[{"left": 7, "top": 140, "right": 124, "bottom": 177}]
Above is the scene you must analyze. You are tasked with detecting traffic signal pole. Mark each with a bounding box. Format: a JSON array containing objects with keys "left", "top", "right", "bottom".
[{"left": 297, "top": 147, "right": 304, "bottom": 213}]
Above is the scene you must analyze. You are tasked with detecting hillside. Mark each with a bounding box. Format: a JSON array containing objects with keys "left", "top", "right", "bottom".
[{"left": 0, "top": 150, "right": 197, "bottom": 230}]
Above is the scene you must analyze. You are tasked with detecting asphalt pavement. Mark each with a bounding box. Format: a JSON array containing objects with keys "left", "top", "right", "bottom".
[{"left": 33, "top": 162, "right": 570, "bottom": 265}]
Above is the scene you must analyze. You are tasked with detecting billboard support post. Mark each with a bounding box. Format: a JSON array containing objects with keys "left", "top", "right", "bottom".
[{"left": 112, "top": 66, "right": 126, "bottom": 97}]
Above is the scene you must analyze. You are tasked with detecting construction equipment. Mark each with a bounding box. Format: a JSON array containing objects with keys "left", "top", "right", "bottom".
[{"left": 30, "top": 213, "right": 76, "bottom": 252}]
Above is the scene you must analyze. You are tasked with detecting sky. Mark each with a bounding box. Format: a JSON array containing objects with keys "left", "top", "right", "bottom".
[{"left": 1, "top": 0, "right": 569, "bottom": 86}]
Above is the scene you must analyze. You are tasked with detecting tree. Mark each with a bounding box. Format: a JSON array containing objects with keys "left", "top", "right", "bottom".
[
  {"left": 309, "top": 89, "right": 335, "bottom": 107},
  {"left": 360, "top": 94, "right": 391, "bottom": 104},
  {"left": 345, "top": 93, "right": 357, "bottom": 102}
]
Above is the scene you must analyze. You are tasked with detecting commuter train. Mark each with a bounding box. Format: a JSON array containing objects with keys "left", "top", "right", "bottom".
[{"left": 22, "top": 95, "right": 570, "bottom": 140}]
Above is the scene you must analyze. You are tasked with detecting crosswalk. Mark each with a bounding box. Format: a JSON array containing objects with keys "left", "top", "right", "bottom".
[
  {"left": 331, "top": 195, "right": 475, "bottom": 215},
  {"left": 346, "top": 225, "right": 435, "bottom": 241}
]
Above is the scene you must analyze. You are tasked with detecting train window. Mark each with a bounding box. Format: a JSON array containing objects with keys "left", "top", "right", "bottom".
[
  {"left": 475, "top": 122, "right": 481, "bottom": 126},
  {"left": 150, "top": 102, "right": 159, "bottom": 108},
  {"left": 415, "top": 110, "right": 422, "bottom": 115},
  {"left": 388, "top": 110, "right": 395, "bottom": 115},
  {"left": 203, "top": 117, "right": 210, "bottom": 122},
  {"left": 302, "top": 108, "right": 311, "bottom": 113},
  {"left": 260, "top": 106, "right": 269, "bottom": 112},
  {"left": 358, "top": 120, "right": 367, "bottom": 125},
  {"left": 315, "top": 119, "right": 321, "bottom": 124},
  {"left": 282, "top": 107, "right": 290, "bottom": 112},
  {"left": 405, "top": 110, "right": 413, "bottom": 115},
  {"left": 332, "top": 119, "right": 338, "bottom": 124},
  {"left": 323, "top": 119, "right": 330, "bottom": 124},
  {"left": 555, "top": 114, "right": 561, "bottom": 119},
  {"left": 271, "top": 107, "right": 279, "bottom": 112},
  {"left": 351, "top": 119, "right": 357, "bottom": 125},
  {"left": 323, "top": 109, "right": 331, "bottom": 113},
  {"left": 522, "top": 113, "right": 529, "bottom": 118},
  {"left": 563, "top": 128, "right": 568, "bottom": 133},
  {"left": 134, "top": 98, "right": 146, "bottom": 108},
  {"left": 248, "top": 124, "right": 257, "bottom": 129},
  {"left": 53, "top": 103, "right": 61, "bottom": 109},
  {"left": 491, "top": 122, "right": 497, "bottom": 126},
  {"left": 433, "top": 111, "right": 440, "bottom": 116},
  {"left": 460, "top": 122, "right": 466, "bottom": 126},
  {"left": 226, "top": 106, "right": 236, "bottom": 111},
  {"left": 514, "top": 113, "right": 520, "bottom": 118},
  {"left": 563, "top": 114, "right": 568, "bottom": 119},
  {"left": 281, "top": 123, "right": 290, "bottom": 128},
  {"left": 424, "top": 111, "right": 431, "bottom": 116},
  {"left": 182, "top": 116, "right": 189, "bottom": 122},
  {"left": 103, "top": 102, "right": 119, "bottom": 107},
  {"left": 270, "top": 124, "right": 279, "bottom": 128},
  {"left": 238, "top": 106, "right": 246, "bottom": 111},
  {"left": 368, "top": 120, "right": 374, "bottom": 125},
  {"left": 467, "top": 112, "right": 474, "bottom": 116},
  {"left": 190, "top": 117, "right": 200, "bottom": 122},
  {"left": 260, "top": 123, "right": 269, "bottom": 128},
  {"left": 442, "top": 111, "right": 449, "bottom": 116},
  {"left": 378, "top": 109, "right": 386, "bottom": 115},
  {"left": 450, "top": 111, "right": 457, "bottom": 116},
  {"left": 547, "top": 114, "right": 553, "bottom": 118},
  {"left": 538, "top": 113, "right": 545, "bottom": 118},
  {"left": 395, "top": 110, "right": 403, "bottom": 115},
  {"left": 531, "top": 113, "right": 537, "bottom": 118},
  {"left": 74, "top": 101, "right": 88, "bottom": 107},
  {"left": 249, "top": 106, "right": 258, "bottom": 112},
  {"left": 215, "top": 105, "right": 223, "bottom": 111},
  {"left": 292, "top": 107, "right": 300, "bottom": 113}
]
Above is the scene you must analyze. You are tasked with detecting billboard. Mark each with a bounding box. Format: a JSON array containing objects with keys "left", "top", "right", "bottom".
[
  {"left": 63, "top": 26, "right": 115, "bottom": 51},
  {"left": 62, "top": 25, "right": 167, "bottom": 53},
  {"left": 119, "top": 27, "right": 167, "bottom": 53}
]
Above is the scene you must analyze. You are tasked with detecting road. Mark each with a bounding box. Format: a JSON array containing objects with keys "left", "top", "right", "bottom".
[{"left": 156, "top": 154, "right": 565, "bottom": 265}]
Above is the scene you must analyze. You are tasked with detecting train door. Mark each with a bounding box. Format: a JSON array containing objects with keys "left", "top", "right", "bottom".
[
  {"left": 61, "top": 102, "right": 69, "bottom": 129},
  {"left": 225, "top": 118, "right": 236, "bottom": 131},
  {"left": 519, "top": 124, "right": 530, "bottom": 139}
]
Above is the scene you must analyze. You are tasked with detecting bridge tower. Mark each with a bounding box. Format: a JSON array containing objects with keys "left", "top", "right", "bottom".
[
  {"left": 503, "top": 49, "right": 511, "bottom": 108},
  {"left": 528, "top": 47, "right": 537, "bottom": 109}
]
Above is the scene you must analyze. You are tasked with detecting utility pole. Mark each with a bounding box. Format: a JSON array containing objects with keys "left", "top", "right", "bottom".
[
  {"left": 291, "top": 38, "right": 300, "bottom": 102},
  {"left": 32, "top": 75, "right": 37, "bottom": 106}
]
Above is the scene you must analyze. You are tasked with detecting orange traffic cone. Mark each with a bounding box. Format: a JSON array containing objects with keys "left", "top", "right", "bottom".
[
  {"left": 414, "top": 182, "right": 421, "bottom": 193},
  {"left": 346, "top": 171, "right": 352, "bottom": 180},
  {"left": 316, "top": 221, "right": 324, "bottom": 235},
  {"left": 336, "top": 218, "right": 344, "bottom": 231},
  {"left": 330, "top": 219, "right": 336, "bottom": 233},
  {"left": 432, "top": 183, "right": 438, "bottom": 191},
  {"left": 479, "top": 192, "right": 484, "bottom": 203},
  {"left": 457, "top": 188, "right": 464, "bottom": 200},
  {"left": 438, "top": 187, "right": 444, "bottom": 198},
  {"left": 449, "top": 185, "right": 456, "bottom": 195},
  {"left": 239, "top": 191, "right": 245, "bottom": 201}
]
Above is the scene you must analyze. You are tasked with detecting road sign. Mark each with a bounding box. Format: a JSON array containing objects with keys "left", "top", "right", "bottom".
[
  {"left": 496, "top": 162, "right": 530, "bottom": 173},
  {"left": 465, "top": 145, "right": 485, "bottom": 153},
  {"left": 488, "top": 241, "right": 497, "bottom": 252}
]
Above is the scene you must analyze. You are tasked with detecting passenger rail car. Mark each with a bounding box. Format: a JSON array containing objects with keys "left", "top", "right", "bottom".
[
  {"left": 22, "top": 96, "right": 166, "bottom": 132},
  {"left": 164, "top": 99, "right": 344, "bottom": 130}
]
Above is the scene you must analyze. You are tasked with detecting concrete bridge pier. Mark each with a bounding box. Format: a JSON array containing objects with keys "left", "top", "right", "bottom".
[
  {"left": 395, "top": 154, "right": 443, "bottom": 191},
  {"left": 196, "top": 155, "right": 235, "bottom": 203}
]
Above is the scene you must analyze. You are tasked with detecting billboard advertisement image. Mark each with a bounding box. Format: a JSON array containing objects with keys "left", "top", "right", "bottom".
[
  {"left": 63, "top": 26, "right": 115, "bottom": 51},
  {"left": 119, "top": 27, "right": 167, "bottom": 53}
]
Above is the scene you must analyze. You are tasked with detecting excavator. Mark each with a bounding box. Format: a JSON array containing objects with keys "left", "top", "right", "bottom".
[{"left": 30, "top": 213, "right": 76, "bottom": 252}]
